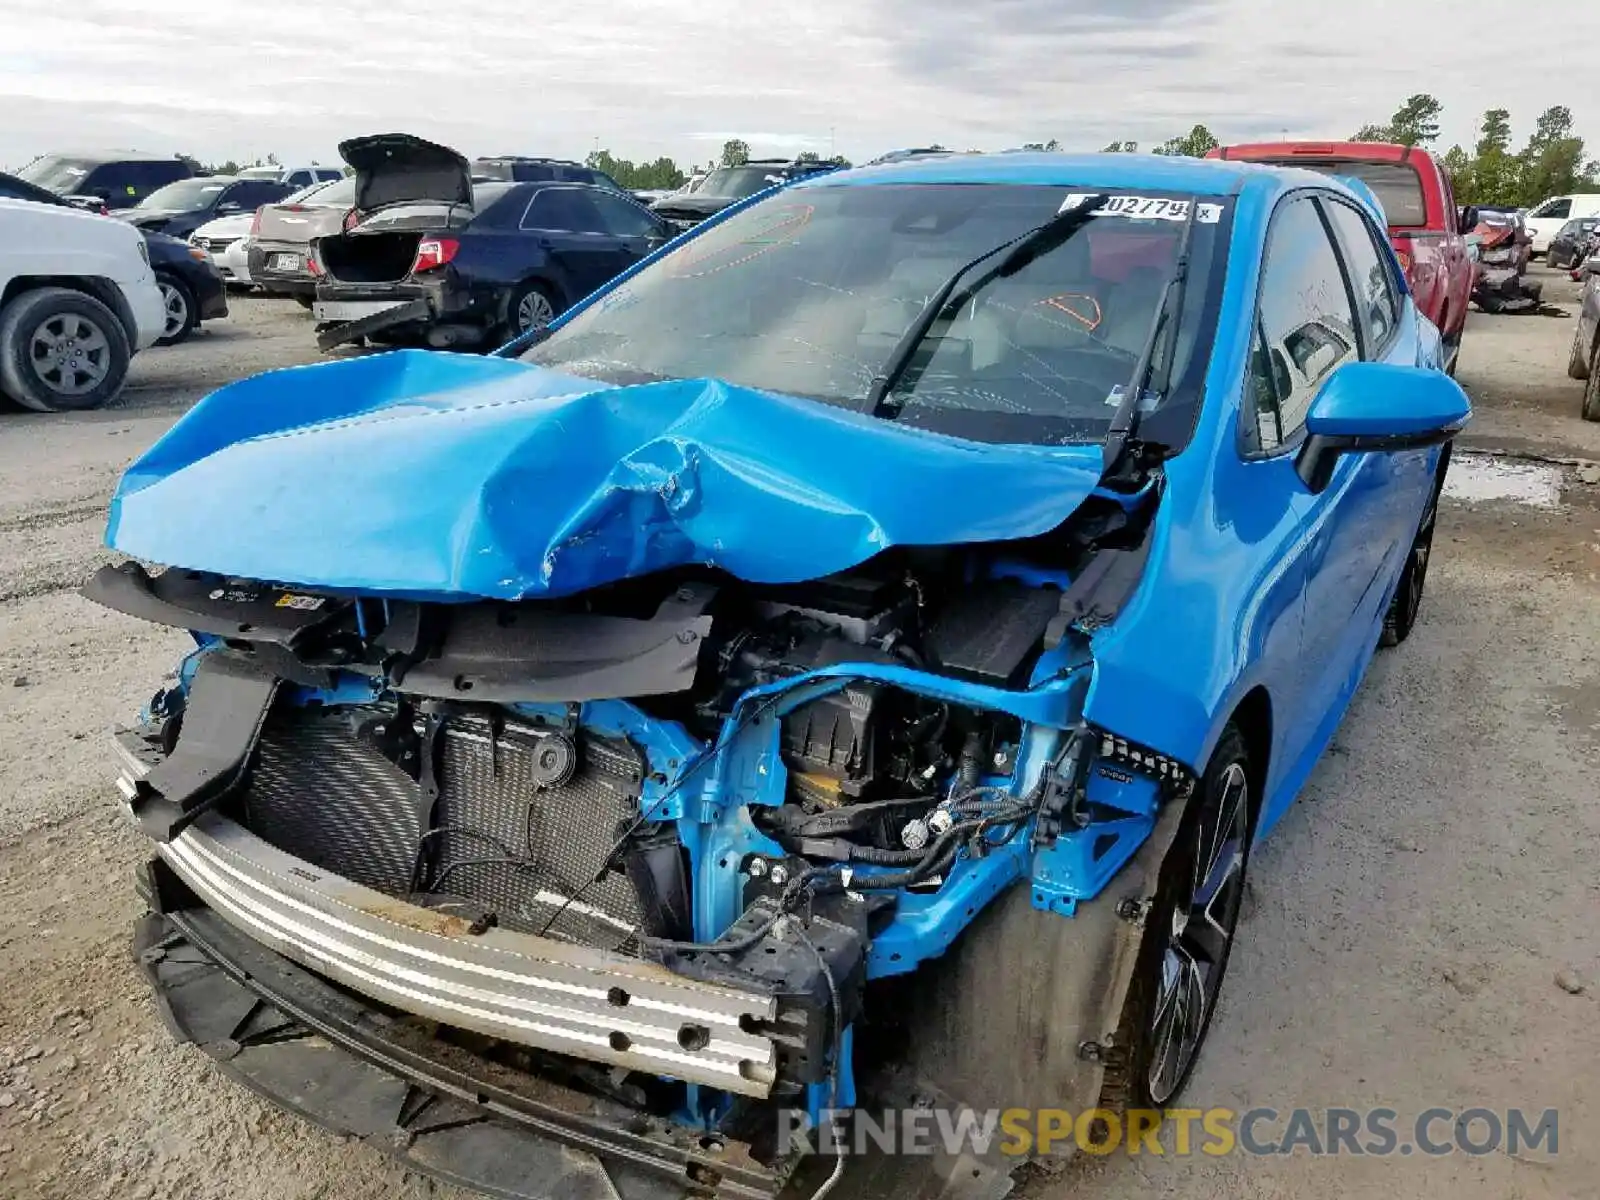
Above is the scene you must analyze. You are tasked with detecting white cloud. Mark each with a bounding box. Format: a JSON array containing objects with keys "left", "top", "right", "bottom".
[{"left": 1, "top": 0, "right": 1595, "bottom": 172}]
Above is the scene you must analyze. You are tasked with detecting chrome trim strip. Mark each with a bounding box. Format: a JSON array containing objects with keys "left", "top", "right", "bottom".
[{"left": 156, "top": 813, "right": 779, "bottom": 1096}]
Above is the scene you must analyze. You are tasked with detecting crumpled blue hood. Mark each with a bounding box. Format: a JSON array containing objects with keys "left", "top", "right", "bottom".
[{"left": 106, "top": 351, "right": 1105, "bottom": 600}]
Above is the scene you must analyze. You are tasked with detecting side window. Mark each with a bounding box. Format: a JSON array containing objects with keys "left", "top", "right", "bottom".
[
  {"left": 1321, "top": 199, "right": 1399, "bottom": 354},
  {"left": 1532, "top": 198, "right": 1571, "bottom": 220},
  {"left": 286, "top": 170, "right": 312, "bottom": 188},
  {"left": 520, "top": 186, "right": 606, "bottom": 233},
  {"left": 1245, "top": 196, "right": 1362, "bottom": 453},
  {"left": 99, "top": 161, "right": 178, "bottom": 202},
  {"left": 588, "top": 191, "right": 661, "bottom": 237}
]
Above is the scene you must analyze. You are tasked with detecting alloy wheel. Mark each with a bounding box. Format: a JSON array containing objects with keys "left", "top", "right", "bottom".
[
  {"left": 1145, "top": 762, "right": 1250, "bottom": 1105},
  {"left": 159, "top": 281, "right": 191, "bottom": 340},
  {"left": 27, "top": 312, "right": 112, "bottom": 397},
  {"left": 517, "top": 290, "right": 554, "bottom": 332}
]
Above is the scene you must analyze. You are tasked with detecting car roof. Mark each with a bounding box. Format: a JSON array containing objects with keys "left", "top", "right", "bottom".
[
  {"left": 794, "top": 151, "right": 1278, "bottom": 198},
  {"left": 1214, "top": 140, "right": 1426, "bottom": 165},
  {"left": 41, "top": 150, "right": 188, "bottom": 164}
]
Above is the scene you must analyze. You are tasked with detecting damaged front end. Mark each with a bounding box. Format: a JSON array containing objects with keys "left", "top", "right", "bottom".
[{"left": 91, "top": 356, "right": 1193, "bottom": 1199}]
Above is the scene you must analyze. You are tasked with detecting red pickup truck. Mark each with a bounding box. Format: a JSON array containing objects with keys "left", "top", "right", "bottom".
[{"left": 1207, "top": 141, "right": 1476, "bottom": 373}]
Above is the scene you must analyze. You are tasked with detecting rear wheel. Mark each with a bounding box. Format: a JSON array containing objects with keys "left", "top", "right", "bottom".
[
  {"left": 1441, "top": 329, "right": 1461, "bottom": 377},
  {"left": 507, "top": 281, "right": 558, "bottom": 337},
  {"left": 1380, "top": 446, "right": 1449, "bottom": 647},
  {"left": 0, "top": 287, "right": 131, "bottom": 413},
  {"left": 154, "top": 273, "right": 198, "bottom": 346},
  {"left": 1101, "top": 726, "right": 1254, "bottom": 1111}
]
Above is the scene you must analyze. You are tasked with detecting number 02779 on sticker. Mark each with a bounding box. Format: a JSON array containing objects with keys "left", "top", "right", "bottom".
[{"left": 1061, "top": 194, "right": 1223, "bottom": 223}]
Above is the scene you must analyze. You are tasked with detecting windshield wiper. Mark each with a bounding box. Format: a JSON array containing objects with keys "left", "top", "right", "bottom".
[
  {"left": 863, "top": 193, "right": 1109, "bottom": 416},
  {"left": 1100, "top": 195, "right": 1201, "bottom": 484}
]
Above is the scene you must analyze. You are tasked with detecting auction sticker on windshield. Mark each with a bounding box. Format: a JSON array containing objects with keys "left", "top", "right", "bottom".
[{"left": 1063, "top": 194, "right": 1223, "bottom": 223}]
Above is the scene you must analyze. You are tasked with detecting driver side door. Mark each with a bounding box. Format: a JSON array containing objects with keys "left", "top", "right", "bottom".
[{"left": 1243, "top": 193, "right": 1420, "bottom": 829}]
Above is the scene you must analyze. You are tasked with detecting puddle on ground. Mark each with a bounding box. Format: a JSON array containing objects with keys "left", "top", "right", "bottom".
[{"left": 1443, "top": 453, "right": 1564, "bottom": 509}]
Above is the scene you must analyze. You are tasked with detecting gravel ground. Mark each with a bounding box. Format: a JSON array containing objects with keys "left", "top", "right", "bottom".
[{"left": 0, "top": 270, "right": 1597, "bottom": 1200}]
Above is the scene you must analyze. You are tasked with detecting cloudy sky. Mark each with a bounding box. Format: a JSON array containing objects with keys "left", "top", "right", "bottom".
[{"left": 1, "top": 0, "right": 1595, "bottom": 172}]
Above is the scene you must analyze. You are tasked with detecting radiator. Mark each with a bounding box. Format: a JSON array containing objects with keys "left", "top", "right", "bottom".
[{"left": 239, "top": 704, "right": 647, "bottom": 947}]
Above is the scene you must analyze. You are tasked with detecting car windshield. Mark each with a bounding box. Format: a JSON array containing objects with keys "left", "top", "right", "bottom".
[
  {"left": 138, "top": 179, "right": 230, "bottom": 212},
  {"left": 523, "top": 183, "right": 1229, "bottom": 446},
  {"left": 15, "top": 155, "right": 95, "bottom": 193},
  {"left": 695, "top": 166, "right": 796, "bottom": 200},
  {"left": 1255, "top": 159, "right": 1426, "bottom": 227}
]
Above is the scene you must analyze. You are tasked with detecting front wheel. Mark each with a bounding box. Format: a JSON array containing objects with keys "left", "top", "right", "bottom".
[
  {"left": 154, "top": 273, "right": 198, "bottom": 346},
  {"left": 0, "top": 287, "right": 132, "bottom": 413},
  {"left": 1101, "top": 726, "right": 1254, "bottom": 1111},
  {"left": 1568, "top": 328, "right": 1591, "bottom": 380}
]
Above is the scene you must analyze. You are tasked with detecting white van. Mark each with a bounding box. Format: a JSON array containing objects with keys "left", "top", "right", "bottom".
[
  {"left": 0, "top": 198, "right": 165, "bottom": 411},
  {"left": 1525, "top": 193, "right": 1600, "bottom": 255}
]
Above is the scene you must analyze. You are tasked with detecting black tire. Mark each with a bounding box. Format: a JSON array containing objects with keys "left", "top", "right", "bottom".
[
  {"left": 1441, "top": 330, "right": 1461, "bottom": 378},
  {"left": 154, "top": 273, "right": 198, "bottom": 346},
  {"left": 505, "top": 280, "right": 560, "bottom": 338},
  {"left": 1100, "top": 725, "right": 1255, "bottom": 1113},
  {"left": 1380, "top": 445, "right": 1449, "bottom": 647},
  {"left": 1583, "top": 344, "right": 1600, "bottom": 423},
  {"left": 1572, "top": 326, "right": 1595, "bottom": 382},
  {"left": 0, "top": 287, "right": 131, "bottom": 413}
]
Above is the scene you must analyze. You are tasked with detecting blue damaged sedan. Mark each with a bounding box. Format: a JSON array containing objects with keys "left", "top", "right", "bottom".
[{"left": 89, "top": 153, "right": 1466, "bottom": 1199}]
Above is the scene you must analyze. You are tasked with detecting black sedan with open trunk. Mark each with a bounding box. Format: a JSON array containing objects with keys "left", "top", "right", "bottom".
[{"left": 311, "top": 134, "right": 674, "bottom": 352}]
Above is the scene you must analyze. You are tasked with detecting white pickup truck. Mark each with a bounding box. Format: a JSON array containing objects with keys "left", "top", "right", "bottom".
[{"left": 0, "top": 198, "right": 166, "bottom": 411}]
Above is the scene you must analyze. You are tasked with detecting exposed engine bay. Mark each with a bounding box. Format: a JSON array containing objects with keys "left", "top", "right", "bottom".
[{"left": 91, "top": 489, "right": 1192, "bottom": 1197}]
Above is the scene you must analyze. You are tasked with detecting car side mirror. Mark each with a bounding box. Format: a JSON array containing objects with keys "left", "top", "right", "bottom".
[
  {"left": 1295, "top": 362, "right": 1470, "bottom": 493},
  {"left": 1458, "top": 205, "right": 1479, "bottom": 235}
]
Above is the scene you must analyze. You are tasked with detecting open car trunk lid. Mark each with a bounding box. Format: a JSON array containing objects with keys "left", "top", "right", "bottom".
[{"left": 339, "top": 133, "right": 472, "bottom": 215}]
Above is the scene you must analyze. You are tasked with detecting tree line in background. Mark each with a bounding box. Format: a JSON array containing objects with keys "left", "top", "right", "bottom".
[
  {"left": 585, "top": 139, "right": 852, "bottom": 190},
  {"left": 192, "top": 97, "right": 1595, "bottom": 207}
]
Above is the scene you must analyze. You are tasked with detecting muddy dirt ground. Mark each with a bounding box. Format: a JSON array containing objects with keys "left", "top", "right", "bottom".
[{"left": 0, "top": 267, "right": 1597, "bottom": 1200}]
